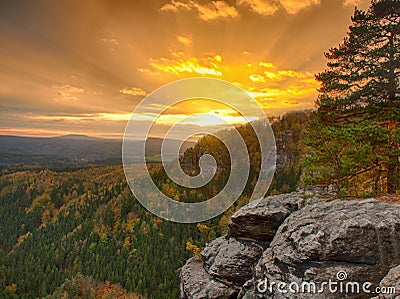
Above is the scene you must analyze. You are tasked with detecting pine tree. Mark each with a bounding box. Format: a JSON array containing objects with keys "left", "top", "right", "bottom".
[{"left": 305, "top": 0, "right": 399, "bottom": 194}]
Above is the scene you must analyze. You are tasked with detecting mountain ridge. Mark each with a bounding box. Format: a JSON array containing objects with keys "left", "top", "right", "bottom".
[{"left": 0, "top": 135, "right": 195, "bottom": 165}]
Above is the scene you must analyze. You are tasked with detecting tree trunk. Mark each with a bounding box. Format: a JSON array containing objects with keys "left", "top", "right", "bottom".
[
  {"left": 374, "top": 162, "right": 381, "bottom": 195},
  {"left": 387, "top": 159, "right": 397, "bottom": 194},
  {"left": 386, "top": 32, "right": 398, "bottom": 194},
  {"left": 386, "top": 119, "right": 398, "bottom": 194}
]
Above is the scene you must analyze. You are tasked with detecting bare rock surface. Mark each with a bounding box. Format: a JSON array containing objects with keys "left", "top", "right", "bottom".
[
  {"left": 228, "top": 192, "right": 310, "bottom": 242},
  {"left": 180, "top": 193, "right": 400, "bottom": 299},
  {"left": 373, "top": 264, "right": 400, "bottom": 299},
  {"left": 201, "top": 237, "right": 264, "bottom": 285},
  {"left": 242, "top": 199, "right": 400, "bottom": 298},
  {"left": 180, "top": 257, "right": 238, "bottom": 299}
]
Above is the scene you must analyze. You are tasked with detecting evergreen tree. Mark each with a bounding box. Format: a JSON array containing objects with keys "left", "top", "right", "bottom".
[{"left": 305, "top": 0, "right": 399, "bottom": 194}]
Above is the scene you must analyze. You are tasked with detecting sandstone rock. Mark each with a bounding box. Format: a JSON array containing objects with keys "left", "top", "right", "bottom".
[
  {"left": 180, "top": 193, "right": 400, "bottom": 299},
  {"left": 373, "top": 264, "right": 400, "bottom": 299},
  {"left": 228, "top": 192, "right": 306, "bottom": 242},
  {"left": 243, "top": 199, "right": 400, "bottom": 298},
  {"left": 201, "top": 237, "right": 264, "bottom": 285},
  {"left": 275, "top": 130, "right": 294, "bottom": 171},
  {"left": 180, "top": 258, "right": 237, "bottom": 299}
]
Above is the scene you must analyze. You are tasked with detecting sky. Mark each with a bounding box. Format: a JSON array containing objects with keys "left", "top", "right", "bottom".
[{"left": 0, "top": 0, "right": 371, "bottom": 139}]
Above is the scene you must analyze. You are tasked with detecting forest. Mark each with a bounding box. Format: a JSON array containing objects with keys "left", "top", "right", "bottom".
[
  {"left": 0, "top": 0, "right": 398, "bottom": 298},
  {"left": 303, "top": 0, "right": 399, "bottom": 196},
  {"left": 0, "top": 111, "right": 309, "bottom": 299}
]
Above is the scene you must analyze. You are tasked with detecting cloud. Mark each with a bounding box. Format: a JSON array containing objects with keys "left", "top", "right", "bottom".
[
  {"left": 100, "top": 38, "right": 120, "bottom": 51},
  {"left": 53, "top": 84, "right": 85, "bottom": 101},
  {"left": 342, "top": 0, "right": 361, "bottom": 6},
  {"left": 160, "top": 0, "right": 192, "bottom": 12},
  {"left": 101, "top": 38, "right": 119, "bottom": 46},
  {"left": 193, "top": 1, "right": 239, "bottom": 21},
  {"left": 282, "top": 100, "right": 299, "bottom": 105},
  {"left": 259, "top": 61, "right": 275, "bottom": 68},
  {"left": 20, "top": 112, "right": 136, "bottom": 123},
  {"left": 160, "top": 0, "right": 238, "bottom": 21},
  {"left": 142, "top": 51, "right": 223, "bottom": 76},
  {"left": 249, "top": 74, "right": 266, "bottom": 82},
  {"left": 139, "top": 53, "right": 318, "bottom": 114},
  {"left": 120, "top": 87, "right": 147, "bottom": 96},
  {"left": 247, "top": 85, "right": 316, "bottom": 109},
  {"left": 161, "top": 0, "right": 321, "bottom": 19},
  {"left": 280, "top": 0, "right": 320, "bottom": 14},
  {"left": 177, "top": 35, "right": 193, "bottom": 46},
  {"left": 238, "top": 60, "right": 320, "bottom": 110},
  {"left": 237, "top": 0, "right": 279, "bottom": 16},
  {"left": 237, "top": 0, "right": 320, "bottom": 16},
  {"left": 249, "top": 62, "right": 314, "bottom": 83}
]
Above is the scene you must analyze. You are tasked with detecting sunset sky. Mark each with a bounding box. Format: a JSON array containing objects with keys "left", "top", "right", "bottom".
[{"left": 0, "top": 0, "right": 370, "bottom": 139}]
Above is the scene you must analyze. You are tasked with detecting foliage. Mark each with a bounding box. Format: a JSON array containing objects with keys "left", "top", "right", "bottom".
[
  {"left": 0, "top": 111, "right": 312, "bottom": 298},
  {"left": 0, "top": 167, "right": 198, "bottom": 298},
  {"left": 304, "top": 0, "right": 399, "bottom": 195},
  {"left": 46, "top": 273, "right": 140, "bottom": 299}
]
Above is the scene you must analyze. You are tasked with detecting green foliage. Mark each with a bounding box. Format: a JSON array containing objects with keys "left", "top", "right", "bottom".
[
  {"left": 304, "top": 0, "right": 399, "bottom": 195},
  {"left": 303, "top": 119, "right": 374, "bottom": 195},
  {"left": 0, "top": 167, "right": 198, "bottom": 298},
  {"left": 48, "top": 273, "right": 97, "bottom": 299},
  {"left": 0, "top": 111, "right": 312, "bottom": 298},
  {"left": 45, "top": 273, "right": 140, "bottom": 299}
]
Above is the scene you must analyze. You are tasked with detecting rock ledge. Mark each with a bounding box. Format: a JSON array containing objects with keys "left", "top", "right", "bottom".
[{"left": 180, "top": 193, "right": 400, "bottom": 299}]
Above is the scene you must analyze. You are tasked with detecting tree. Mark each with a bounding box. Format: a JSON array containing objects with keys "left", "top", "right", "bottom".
[{"left": 305, "top": 0, "right": 399, "bottom": 194}]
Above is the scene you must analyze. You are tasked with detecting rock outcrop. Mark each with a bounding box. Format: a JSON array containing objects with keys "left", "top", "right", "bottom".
[
  {"left": 227, "top": 192, "right": 302, "bottom": 242},
  {"left": 201, "top": 237, "right": 264, "bottom": 286},
  {"left": 373, "top": 265, "right": 400, "bottom": 299},
  {"left": 180, "top": 257, "right": 238, "bottom": 299},
  {"left": 180, "top": 192, "right": 400, "bottom": 299}
]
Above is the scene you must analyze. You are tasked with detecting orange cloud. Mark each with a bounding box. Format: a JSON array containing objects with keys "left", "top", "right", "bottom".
[
  {"left": 249, "top": 74, "right": 266, "bottom": 83},
  {"left": 160, "top": 0, "right": 238, "bottom": 21},
  {"left": 342, "top": 0, "right": 361, "bottom": 6},
  {"left": 258, "top": 61, "right": 275, "bottom": 68},
  {"left": 120, "top": 87, "right": 147, "bottom": 96},
  {"left": 169, "top": 0, "right": 322, "bottom": 18},
  {"left": 53, "top": 84, "right": 85, "bottom": 101},
  {"left": 21, "top": 112, "right": 134, "bottom": 123},
  {"left": 237, "top": 0, "right": 279, "bottom": 16},
  {"left": 101, "top": 38, "right": 119, "bottom": 46},
  {"left": 160, "top": 0, "right": 192, "bottom": 12},
  {"left": 143, "top": 51, "right": 223, "bottom": 76},
  {"left": 140, "top": 52, "right": 319, "bottom": 115},
  {"left": 282, "top": 100, "right": 299, "bottom": 106},
  {"left": 249, "top": 62, "right": 314, "bottom": 83},
  {"left": 177, "top": 35, "right": 193, "bottom": 46},
  {"left": 280, "top": 0, "right": 320, "bottom": 14}
]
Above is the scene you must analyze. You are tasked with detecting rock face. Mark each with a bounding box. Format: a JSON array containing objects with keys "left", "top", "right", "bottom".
[
  {"left": 275, "top": 130, "right": 295, "bottom": 171},
  {"left": 373, "top": 265, "right": 400, "bottom": 299},
  {"left": 201, "top": 237, "right": 264, "bottom": 286},
  {"left": 180, "top": 193, "right": 400, "bottom": 299},
  {"left": 180, "top": 257, "right": 238, "bottom": 299},
  {"left": 228, "top": 192, "right": 302, "bottom": 242},
  {"left": 243, "top": 199, "right": 400, "bottom": 298}
]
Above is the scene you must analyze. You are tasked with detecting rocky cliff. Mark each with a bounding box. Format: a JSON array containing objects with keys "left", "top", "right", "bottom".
[{"left": 180, "top": 192, "right": 400, "bottom": 299}]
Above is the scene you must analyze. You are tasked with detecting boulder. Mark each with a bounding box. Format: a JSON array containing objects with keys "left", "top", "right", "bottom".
[
  {"left": 180, "top": 258, "right": 238, "bottom": 299},
  {"left": 243, "top": 199, "right": 400, "bottom": 298},
  {"left": 228, "top": 192, "right": 310, "bottom": 242},
  {"left": 373, "top": 264, "right": 400, "bottom": 299},
  {"left": 180, "top": 193, "right": 400, "bottom": 299},
  {"left": 201, "top": 237, "right": 264, "bottom": 285}
]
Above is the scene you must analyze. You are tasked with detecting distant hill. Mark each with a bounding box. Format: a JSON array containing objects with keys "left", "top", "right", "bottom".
[
  {"left": 177, "top": 110, "right": 314, "bottom": 195},
  {"left": 0, "top": 110, "right": 314, "bottom": 299},
  {"left": 0, "top": 135, "right": 195, "bottom": 165}
]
